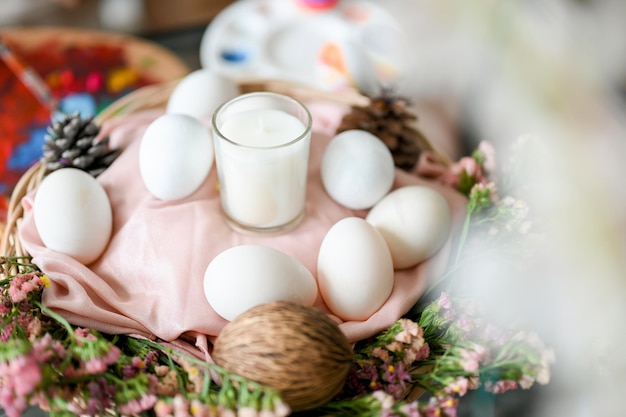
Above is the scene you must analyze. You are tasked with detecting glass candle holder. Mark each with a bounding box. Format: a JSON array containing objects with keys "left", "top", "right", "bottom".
[{"left": 212, "top": 92, "right": 312, "bottom": 233}]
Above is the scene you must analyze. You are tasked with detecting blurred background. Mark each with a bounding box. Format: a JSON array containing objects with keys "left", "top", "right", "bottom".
[
  {"left": 1, "top": 0, "right": 626, "bottom": 416},
  {"left": 1, "top": 0, "right": 231, "bottom": 70}
]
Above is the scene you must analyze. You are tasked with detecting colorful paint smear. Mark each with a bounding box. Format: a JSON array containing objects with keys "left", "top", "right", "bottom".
[{"left": 0, "top": 37, "right": 161, "bottom": 219}]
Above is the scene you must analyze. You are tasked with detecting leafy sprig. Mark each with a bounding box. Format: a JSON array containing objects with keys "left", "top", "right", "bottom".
[{"left": 0, "top": 256, "right": 288, "bottom": 417}]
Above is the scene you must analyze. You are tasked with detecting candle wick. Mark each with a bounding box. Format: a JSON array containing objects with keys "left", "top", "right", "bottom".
[{"left": 257, "top": 117, "right": 276, "bottom": 133}]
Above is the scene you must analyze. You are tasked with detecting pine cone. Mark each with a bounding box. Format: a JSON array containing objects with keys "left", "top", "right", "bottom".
[
  {"left": 337, "top": 94, "right": 431, "bottom": 171},
  {"left": 41, "top": 111, "right": 120, "bottom": 177}
]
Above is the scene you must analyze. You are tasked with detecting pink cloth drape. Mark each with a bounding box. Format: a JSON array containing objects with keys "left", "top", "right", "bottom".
[{"left": 19, "top": 103, "right": 466, "bottom": 360}]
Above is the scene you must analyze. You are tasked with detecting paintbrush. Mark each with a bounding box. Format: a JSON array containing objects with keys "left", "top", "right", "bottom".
[{"left": 0, "top": 36, "right": 58, "bottom": 111}]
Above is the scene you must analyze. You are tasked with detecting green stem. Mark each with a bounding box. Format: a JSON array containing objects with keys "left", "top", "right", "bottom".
[
  {"left": 201, "top": 363, "right": 212, "bottom": 398},
  {"left": 454, "top": 211, "right": 472, "bottom": 268},
  {"left": 132, "top": 338, "right": 279, "bottom": 399},
  {"left": 36, "top": 301, "right": 75, "bottom": 337}
]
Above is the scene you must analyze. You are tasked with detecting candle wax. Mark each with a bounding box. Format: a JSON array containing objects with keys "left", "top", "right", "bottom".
[{"left": 219, "top": 109, "right": 305, "bottom": 147}]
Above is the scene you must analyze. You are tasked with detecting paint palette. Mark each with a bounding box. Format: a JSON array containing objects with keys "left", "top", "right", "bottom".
[{"left": 200, "top": 0, "right": 405, "bottom": 94}]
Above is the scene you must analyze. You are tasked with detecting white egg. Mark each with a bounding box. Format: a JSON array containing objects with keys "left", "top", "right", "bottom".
[
  {"left": 204, "top": 245, "right": 318, "bottom": 321},
  {"left": 139, "top": 114, "right": 213, "bottom": 201},
  {"left": 321, "top": 130, "right": 395, "bottom": 210},
  {"left": 366, "top": 186, "right": 451, "bottom": 269},
  {"left": 317, "top": 217, "right": 394, "bottom": 321},
  {"left": 33, "top": 168, "right": 112, "bottom": 265},
  {"left": 166, "top": 69, "right": 239, "bottom": 120}
]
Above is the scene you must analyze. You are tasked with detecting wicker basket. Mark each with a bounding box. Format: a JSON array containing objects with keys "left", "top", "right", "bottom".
[{"left": 0, "top": 79, "right": 443, "bottom": 404}]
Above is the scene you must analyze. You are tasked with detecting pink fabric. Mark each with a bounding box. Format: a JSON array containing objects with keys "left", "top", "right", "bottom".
[{"left": 19, "top": 104, "right": 466, "bottom": 360}]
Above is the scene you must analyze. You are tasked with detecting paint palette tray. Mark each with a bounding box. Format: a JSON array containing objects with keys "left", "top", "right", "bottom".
[{"left": 200, "top": 0, "right": 405, "bottom": 93}]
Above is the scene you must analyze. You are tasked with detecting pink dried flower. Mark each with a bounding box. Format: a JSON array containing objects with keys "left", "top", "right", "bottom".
[
  {"left": 470, "top": 181, "right": 499, "bottom": 205},
  {"left": 440, "top": 397, "right": 459, "bottom": 417},
  {"left": 382, "top": 363, "right": 412, "bottom": 399},
  {"left": 86, "top": 397, "right": 105, "bottom": 416},
  {"left": 458, "top": 349, "right": 481, "bottom": 373},
  {"left": 177, "top": 357, "right": 205, "bottom": 394},
  {"left": 131, "top": 356, "right": 147, "bottom": 369},
  {"left": 123, "top": 364, "right": 138, "bottom": 379},
  {"left": 1, "top": 322, "right": 15, "bottom": 342},
  {"left": 399, "top": 401, "right": 420, "bottom": 417},
  {"left": 75, "top": 327, "right": 97, "bottom": 341},
  {"left": 399, "top": 319, "right": 416, "bottom": 336},
  {"left": 0, "top": 304, "right": 9, "bottom": 315},
  {"left": 442, "top": 154, "right": 489, "bottom": 196},
  {"left": 456, "top": 315, "right": 473, "bottom": 333},
  {"left": 154, "top": 399, "right": 174, "bottom": 417},
  {"left": 12, "top": 355, "right": 42, "bottom": 395},
  {"left": 84, "top": 345, "right": 121, "bottom": 374},
  {"left": 477, "top": 141, "right": 497, "bottom": 173},
  {"left": 485, "top": 380, "right": 518, "bottom": 394},
  {"left": 394, "top": 329, "right": 413, "bottom": 344},
  {"left": 358, "top": 364, "right": 380, "bottom": 386},
  {"left": 422, "top": 396, "right": 458, "bottom": 417},
  {"left": 157, "top": 369, "right": 181, "bottom": 396},
  {"left": 190, "top": 399, "right": 211, "bottom": 417},
  {"left": 372, "top": 347, "right": 390, "bottom": 362},
  {"left": 118, "top": 393, "right": 158, "bottom": 415},
  {"left": 173, "top": 394, "right": 191, "bottom": 417},
  {"left": 26, "top": 316, "right": 43, "bottom": 341},
  {"left": 470, "top": 343, "right": 489, "bottom": 361},
  {"left": 65, "top": 401, "right": 86, "bottom": 416},
  {"left": 155, "top": 365, "right": 170, "bottom": 376},
  {"left": 7, "top": 273, "right": 48, "bottom": 304},
  {"left": 84, "top": 358, "right": 106, "bottom": 374},
  {"left": 31, "top": 333, "right": 66, "bottom": 364},
  {"left": 453, "top": 157, "right": 479, "bottom": 177},
  {"left": 385, "top": 341, "right": 404, "bottom": 353},
  {"left": 0, "top": 351, "right": 43, "bottom": 417},
  {"left": 409, "top": 338, "right": 430, "bottom": 363},
  {"left": 83, "top": 378, "right": 116, "bottom": 414},
  {"left": 438, "top": 292, "right": 452, "bottom": 310},
  {"left": 0, "top": 393, "right": 26, "bottom": 417},
  {"left": 444, "top": 377, "right": 470, "bottom": 397}
]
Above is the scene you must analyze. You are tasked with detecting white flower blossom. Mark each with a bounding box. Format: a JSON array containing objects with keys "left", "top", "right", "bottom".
[{"left": 372, "top": 390, "right": 395, "bottom": 410}]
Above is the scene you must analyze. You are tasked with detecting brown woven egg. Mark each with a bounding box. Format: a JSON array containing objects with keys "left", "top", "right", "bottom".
[{"left": 212, "top": 301, "right": 354, "bottom": 412}]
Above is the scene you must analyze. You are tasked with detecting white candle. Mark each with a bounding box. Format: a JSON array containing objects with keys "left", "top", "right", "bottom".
[{"left": 213, "top": 93, "right": 312, "bottom": 232}]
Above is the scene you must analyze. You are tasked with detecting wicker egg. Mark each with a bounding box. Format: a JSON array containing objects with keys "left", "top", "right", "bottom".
[{"left": 212, "top": 301, "right": 354, "bottom": 411}]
